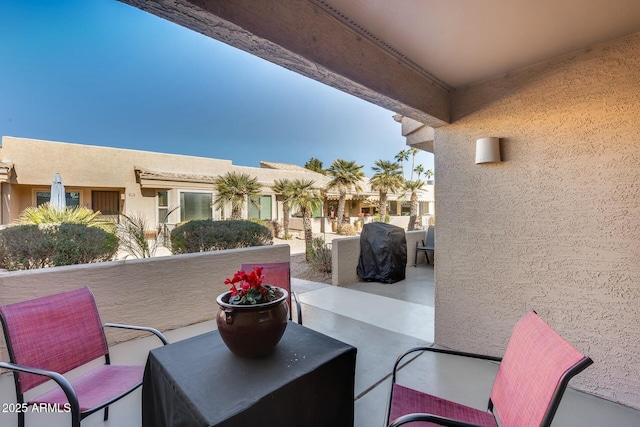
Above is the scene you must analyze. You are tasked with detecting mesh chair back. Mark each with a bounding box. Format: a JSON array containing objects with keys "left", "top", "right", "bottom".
[
  {"left": 425, "top": 226, "right": 435, "bottom": 250},
  {"left": 490, "top": 311, "right": 591, "bottom": 427},
  {"left": 241, "top": 262, "right": 291, "bottom": 318},
  {"left": 0, "top": 287, "right": 108, "bottom": 393}
]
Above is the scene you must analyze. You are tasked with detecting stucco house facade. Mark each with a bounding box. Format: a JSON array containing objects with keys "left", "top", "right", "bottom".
[{"left": 0, "top": 136, "right": 434, "bottom": 232}]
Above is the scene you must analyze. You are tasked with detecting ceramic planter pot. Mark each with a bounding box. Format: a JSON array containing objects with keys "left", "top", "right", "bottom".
[{"left": 216, "top": 287, "right": 289, "bottom": 357}]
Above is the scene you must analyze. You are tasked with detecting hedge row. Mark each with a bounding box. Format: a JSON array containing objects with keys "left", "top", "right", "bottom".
[
  {"left": 170, "top": 219, "right": 272, "bottom": 254},
  {"left": 0, "top": 224, "right": 119, "bottom": 271}
]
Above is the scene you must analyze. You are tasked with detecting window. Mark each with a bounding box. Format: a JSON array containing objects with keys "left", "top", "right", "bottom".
[
  {"left": 389, "top": 201, "right": 398, "bottom": 215},
  {"left": 312, "top": 203, "right": 323, "bottom": 218},
  {"left": 400, "top": 202, "right": 411, "bottom": 216},
  {"left": 36, "top": 191, "right": 80, "bottom": 207},
  {"left": 158, "top": 191, "right": 169, "bottom": 223},
  {"left": 92, "top": 191, "right": 120, "bottom": 215},
  {"left": 248, "top": 195, "right": 272, "bottom": 220},
  {"left": 180, "top": 192, "right": 212, "bottom": 221}
]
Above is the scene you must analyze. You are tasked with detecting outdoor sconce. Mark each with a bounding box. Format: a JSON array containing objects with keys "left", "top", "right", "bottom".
[{"left": 475, "top": 137, "right": 501, "bottom": 164}]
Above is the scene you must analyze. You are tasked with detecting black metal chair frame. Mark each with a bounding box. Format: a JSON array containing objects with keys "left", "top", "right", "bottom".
[
  {"left": 387, "top": 339, "right": 593, "bottom": 426},
  {"left": 415, "top": 226, "right": 435, "bottom": 266},
  {"left": 0, "top": 290, "right": 168, "bottom": 427}
]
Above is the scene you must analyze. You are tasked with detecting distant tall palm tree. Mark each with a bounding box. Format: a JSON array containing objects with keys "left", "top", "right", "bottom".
[
  {"left": 370, "top": 160, "right": 404, "bottom": 221},
  {"left": 288, "top": 179, "right": 323, "bottom": 260},
  {"left": 326, "top": 159, "right": 364, "bottom": 233},
  {"left": 408, "top": 147, "right": 420, "bottom": 180},
  {"left": 425, "top": 169, "right": 434, "bottom": 182},
  {"left": 404, "top": 179, "right": 425, "bottom": 230},
  {"left": 394, "top": 149, "right": 409, "bottom": 179},
  {"left": 214, "top": 172, "right": 261, "bottom": 220},
  {"left": 414, "top": 164, "right": 425, "bottom": 180},
  {"left": 271, "top": 178, "right": 293, "bottom": 237}
]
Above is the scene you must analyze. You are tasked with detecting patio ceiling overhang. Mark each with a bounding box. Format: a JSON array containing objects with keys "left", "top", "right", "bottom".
[{"left": 119, "top": 0, "right": 640, "bottom": 130}]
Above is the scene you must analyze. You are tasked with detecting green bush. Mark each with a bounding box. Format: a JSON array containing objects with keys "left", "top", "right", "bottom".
[
  {"left": 170, "top": 219, "right": 273, "bottom": 254},
  {"left": 248, "top": 218, "right": 281, "bottom": 239},
  {"left": 309, "top": 237, "right": 332, "bottom": 273},
  {"left": 0, "top": 224, "right": 119, "bottom": 270}
]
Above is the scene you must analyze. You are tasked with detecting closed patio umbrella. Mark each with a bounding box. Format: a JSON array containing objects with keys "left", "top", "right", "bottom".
[{"left": 50, "top": 173, "right": 66, "bottom": 210}]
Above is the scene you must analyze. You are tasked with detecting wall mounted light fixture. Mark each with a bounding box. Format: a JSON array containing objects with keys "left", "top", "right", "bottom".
[{"left": 475, "top": 137, "right": 501, "bottom": 164}]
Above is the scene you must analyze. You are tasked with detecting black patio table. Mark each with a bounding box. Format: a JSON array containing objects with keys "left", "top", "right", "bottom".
[{"left": 142, "top": 321, "right": 357, "bottom": 427}]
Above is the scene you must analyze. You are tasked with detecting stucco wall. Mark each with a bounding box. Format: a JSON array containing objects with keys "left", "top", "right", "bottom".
[
  {"left": 0, "top": 244, "right": 290, "bottom": 361},
  {"left": 435, "top": 34, "right": 640, "bottom": 408}
]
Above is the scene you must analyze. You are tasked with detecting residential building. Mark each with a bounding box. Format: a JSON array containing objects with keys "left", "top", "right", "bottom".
[{"left": 0, "top": 137, "right": 433, "bottom": 232}]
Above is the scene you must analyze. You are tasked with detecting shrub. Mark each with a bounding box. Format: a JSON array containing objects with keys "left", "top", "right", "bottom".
[
  {"left": 248, "top": 218, "right": 281, "bottom": 239},
  {"left": 0, "top": 224, "right": 119, "bottom": 270},
  {"left": 117, "top": 212, "right": 160, "bottom": 259},
  {"left": 309, "top": 237, "right": 332, "bottom": 273},
  {"left": 16, "top": 203, "right": 116, "bottom": 233},
  {"left": 338, "top": 223, "right": 356, "bottom": 236},
  {"left": 372, "top": 214, "right": 391, "bottom": 223},
  {"left": 171, "top": 219, "right": 273, "bottom": 254}
]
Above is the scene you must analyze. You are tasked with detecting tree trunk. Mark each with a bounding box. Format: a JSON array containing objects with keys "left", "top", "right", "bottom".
[
  {"left": 302, "top": 209, "right": 313, "bottom": 261},
  {"left": 282, "top": 201, "right": 290, "bottom": 237},
  {"left": 337, "top": 189, "right": 346, "bottom": 233},
  {"left": 408, "top": 192, "right": 418, "bottom": 230},
  {"left": 379, "top": 191, "right": 388, "bottom": 221},
  {"left": 231, "top": 207, "right": 242, "bottom": 220}
]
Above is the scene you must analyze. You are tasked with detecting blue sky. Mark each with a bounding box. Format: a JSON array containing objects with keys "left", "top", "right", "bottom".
[{"left": 0, "top": 0, "right": 433, "bottom": 176}]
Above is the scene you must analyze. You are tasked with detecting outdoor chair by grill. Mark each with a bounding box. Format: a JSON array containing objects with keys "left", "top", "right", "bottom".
[
  {"left": 241, "top": 262, "right": 302, "bottom": 324},
  {"left": 0, "top": 286, "right": 168, "bottom": 427},
  {"left": 415, "top": 225, "right": 434, "bottom": 266},
  {"left": 387, "top": 310, "right": 593, "bottom": 427}
]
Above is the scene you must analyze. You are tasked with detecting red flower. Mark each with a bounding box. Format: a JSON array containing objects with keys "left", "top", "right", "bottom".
[{"left": 224, "top": 266, "right": 275, "bottom": 305}]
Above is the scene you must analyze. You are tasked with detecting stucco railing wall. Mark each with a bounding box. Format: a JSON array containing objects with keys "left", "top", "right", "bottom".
[
  {"left": 332, "top": 230, "right": 427, "bottom": 286},
  {"left": 0, "top": 245, "right": 290, "bottom": 361}
]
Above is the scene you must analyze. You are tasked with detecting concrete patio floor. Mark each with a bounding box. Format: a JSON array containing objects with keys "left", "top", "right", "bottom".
[{"left": 2, "top": 263, "right": 639, "bottom": 426}]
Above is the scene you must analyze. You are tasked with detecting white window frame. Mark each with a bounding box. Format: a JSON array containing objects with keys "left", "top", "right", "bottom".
[{"left": 178, "top": 190, "right": 221, "bottom": 222}]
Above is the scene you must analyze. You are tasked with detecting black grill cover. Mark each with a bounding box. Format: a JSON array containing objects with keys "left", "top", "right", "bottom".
[{"left": 357, "top": 222, "right": 407, "bottom": 284}]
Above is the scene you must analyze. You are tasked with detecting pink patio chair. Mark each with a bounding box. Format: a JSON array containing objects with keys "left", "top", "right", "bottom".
[
  {"left": 387, "top": 311, "right": 593, "bottom": 427},
  {"left": 241, "top": 262, "right": 302, "bottom": 324},
  {"left": 0, "top": 286, "right": 168, "bottom": 427}
]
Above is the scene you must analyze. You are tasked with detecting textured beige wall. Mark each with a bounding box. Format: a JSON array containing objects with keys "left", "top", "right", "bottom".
[
  {"left": 0, "top": 244, "right": 290, "bottom": 361},
  {"left": 435, "top": 34, "right": 640, "bottom": 408}
]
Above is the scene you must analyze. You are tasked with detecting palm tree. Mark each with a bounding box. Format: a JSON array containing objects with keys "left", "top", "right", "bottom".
[
  {"left": 394, "top": 149, "right": 409, "bottom": 178},
  {"left": 326, "top": 159, "right": 365, "bottom": 233},
  {"left": 288, "top": 179, "right": 323, "bottom": 260},
  {"left": 414, "top": 164, "right": 425, "bottom": 180},
  {"left": 214, "top": 172, "right": 261, "bottom": 220},
  {"left": 17, "top": 203, "right": 115, "bottom": 233},
  {"left": 404, "top": 179, "right": 425, "bottom": 230},
  {"left": 271, "top": 178, "right": 293, "bottom": 237},
  {"left": 408, "top": 147, "right": 420, "bottom": 180},
  {"left": 425, "top": 168, "right": 434, "bottom": 183},
  {"left": 370, "top": 160, "right": 404, "bottom": 221}
]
